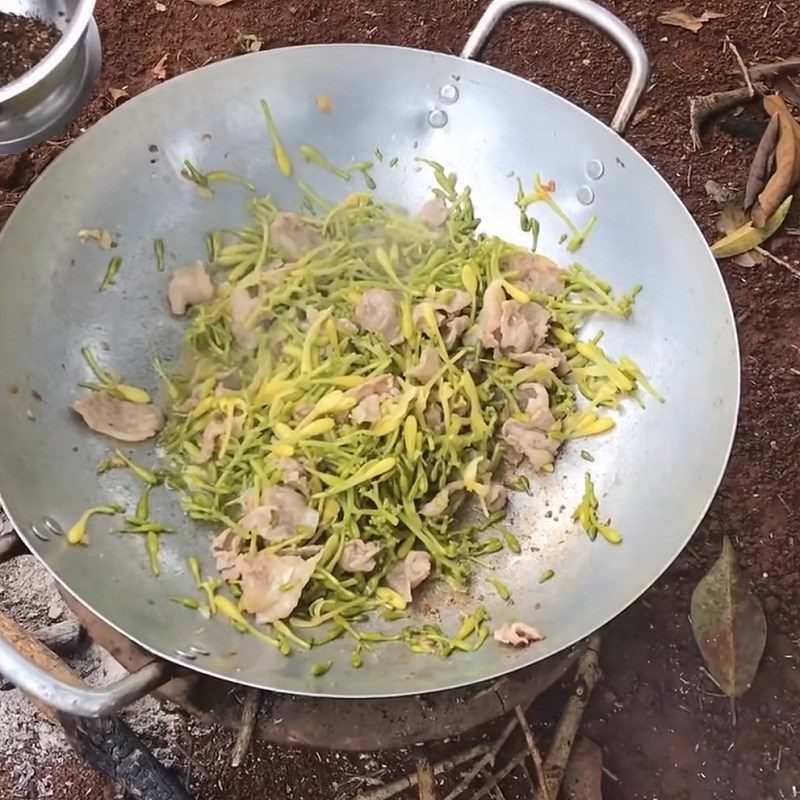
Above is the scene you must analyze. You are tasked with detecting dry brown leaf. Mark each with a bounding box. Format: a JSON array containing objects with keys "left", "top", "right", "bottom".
[
  {"left": 730, "top": 250, "right": 766, "bottom": 267},
  {"left": 108, "top": 86, "right": 129, "bottom": 105},
  {"left": 150, "top": 54, "right": 168, "bottom": 81},
  {"left": 187, "top": 0, "right": 240, "bottom": 5},
  {"left": 704, "top": 180, "right": 739, "bottom": 206},
  {"left": 657, "top": 7, "right": 725, "bottom": 33},
  {"left": 745, "top": 113, "right": 780, "bottom": 209},
  {"left": 630, "top": 106, "right": 652, "bottom": 127},
  {"left": 752, "top": 95, "right": 800, "bottom": 227},
  {"left": 717, "top": 198, "right": 748, "bottom": 235}
]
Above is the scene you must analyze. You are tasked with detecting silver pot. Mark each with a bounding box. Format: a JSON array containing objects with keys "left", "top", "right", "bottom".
[{"left": 0, "top": 0, "right": 101, "bottom": 154}]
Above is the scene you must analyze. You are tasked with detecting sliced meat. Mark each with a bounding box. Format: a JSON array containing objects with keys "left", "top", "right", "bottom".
[
  {"left": 277, "top": 457, "right": 309, "bottom": 495},
  {"left": 407, "top": 347, "right": 442, "bottom": 383},
  {"left": 167, "top": 261, "right": 214, "bottom": 315},
  {"left": 212, "top": 529, "right": 243, "bottom": 580},
  {"left": 230, "top": 287, "right": 260, "bottom": 349},
  {"left": 72, "top": 392, "right": 164, "bottom": 442},
  {"left": 339, "top": 539, "right": 381, "bottom": 573},
  {"left": 419, "top": 196, "right": 448, "bottom": 227},
  {"left": 486, "top": 483, "right": 508, "bottom": 512},
  {"left": 350, "top": 394, "right": 382, "bottom": 425},
  {"left": 507, "top": 252, "right": 564, "bottom": 295},
  {"left": 385, "top": 550, "right": 433, "bottom": 602},
  {"left": 238, "top": 486, "right": 319, "bottom": 541},
  {"left": 419, "top": 480, "right": 464, "bottom": 518},
  {"left": 346, "top": 374, "right": 398, "bottom": 401},
  {"left": 499, "top": 300, "right": 550, "bottom": 354},
  {"left": 355, "top": 288, "right": 400, "bottom": 342},
  {"left": 270, "top": 212, "right": 324, "bottom": 258},
  {"left": 196, "top": 416, "right": 243, "bottom": 463},
  {"left": 424, "top": 403, "right": 444, "bottom": 433},
  {"left": 412, "top": 302, "right": 444, "bottom": 332},
  {"left": 478, "top": 279, "right": 505, "bottom": 349},
  {"left": 493, "top": 621, "right": 544, "bottom": 647},
  {"left": 239, "top": 550, "right": 323, "bottom": 623},
  {"left": 443, "top": 315, "right": 470, "bottom": 348},
  {"left": 517, "top": 383, "right": 555, "bottom": 431},
  {"left": 501, "top": 419, "right": 559, "bottom": 470}
]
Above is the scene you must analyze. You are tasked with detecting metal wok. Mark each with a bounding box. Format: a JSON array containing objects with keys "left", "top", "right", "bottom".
[{"left": 0, "top": 0, "right": 739, "bottom": 713}]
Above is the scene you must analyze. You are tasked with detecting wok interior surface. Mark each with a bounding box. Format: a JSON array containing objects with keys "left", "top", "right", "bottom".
[{"left": 0, "top": 45, "right": 739, "bottom": 697}]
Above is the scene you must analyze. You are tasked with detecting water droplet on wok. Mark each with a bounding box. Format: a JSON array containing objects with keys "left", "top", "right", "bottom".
[
  {"left": 439, "top": 84, "right": 459, "bottom": 104},
  {"left": 577, "top": 185, "right": 595, "bottom": 205},
  {"left": 586, "top": 159, "right": 604, "bottom": 180},
  {"left": 427, "top": 108, "right": 448, "bottom": 128}
]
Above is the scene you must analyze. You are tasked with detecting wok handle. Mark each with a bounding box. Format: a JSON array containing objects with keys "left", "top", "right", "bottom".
[
  {"left": 0, "top": 612, "right": 172, "bottom": 717},
  {"left": 461, "top": 0, "right": 649, "bottom": 133}
]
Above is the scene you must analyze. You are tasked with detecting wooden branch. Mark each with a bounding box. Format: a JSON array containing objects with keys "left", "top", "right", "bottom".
[
  {"left": 231, "top": 687, "right": 261, "bottom": 767},
  {"left": 514, "top": 706, "right": 548, "bottom": 800},
  {"left": 748, "top": 58, "right": 800, "bottom": 82},
  {"left": 416, "top": 756, "right": 439, "bottom": 800},
  {"left": 537, "top": 635, "right": 602, "bottom": 800},
  {"left": 354, "top": 743, "right": 489, "bottom": 800},
  {"left": 32, "top": 619, "right": 83, "bottom": 657},
  {"left": 689, "top": 84, "right": 769, "bottom": 150}
]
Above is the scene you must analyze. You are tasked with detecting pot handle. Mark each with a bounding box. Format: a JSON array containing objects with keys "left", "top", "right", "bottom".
[
  {"left": 0, "top": 614, "right": 172, "bottom": 717},
  {"left": 461, "top": 0, "right": 649, "bottom": 133}
]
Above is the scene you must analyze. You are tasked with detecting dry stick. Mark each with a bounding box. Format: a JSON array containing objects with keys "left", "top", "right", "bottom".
[
  {"left": 481, "top": 769, "right": 508, "bottom": 800},
  {"left": 755, "top": 245, "right": 800, "bottom": 279},
  {"left": 748, "top": 58, "right": 800, "bottom": 81},
  {"left": 727, "top": 38, "right": 755, "bottom": 98},
  {"left": 230, "top": 687, "right": 261, "bottom": 767},
  {"left": 354, "top": 743, "right": 489, "bottom": 800},
  {"left": 537, "top": 635, "right": 602, "bottom": 800},
  {"left": 514, "top": 706, "right": 549, "bottom": 800},
  {"left": 471, "top": 750, "right": 528, "bottom": 800},
  {"left": 416, "top": 756, "right": 439, "bottom": 800},
  {"left": 689, "top": 83, "right": 769, "bottom": 150},
  {"left": 442, "top": 712, "right": 521, "bottom": 800}
]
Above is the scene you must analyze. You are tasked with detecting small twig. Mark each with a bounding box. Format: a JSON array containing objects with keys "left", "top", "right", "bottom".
[
  {"left": 603, "top": 766, "right": 621, "bottom": 783},
  {"left": 727, "top": 38, "right": 755, "bottom": 97},
  {"left": 482, "top": 769, "right": 508, "bottom": 800},
  {"left": 416, "top": 757, "right": 439, "bottom": 800},
  {"left": 514, "top": 707, "right": 548, "bottom": 800},
  {"left": 354, "top": 743, "right": 489, "bottom": 800},
  {"left": 689, "top": 83, "right": 768, "bottom": 150},
  {"left": 730, "top": 696, "right": 738, "bottom": 726},
  {"left": 470, "top": 750, "right": 527, "bottom": 800},
  {"left": 230, "top": 687, "right": 260, "bottom": 767},
  {"left": 538, "top": 635, "right": 602, "bottom": 800},
  {"left": 748, "top": 57, "right": 800, "bottom": 81},
  {"left": 755, "top": 246, "right": 800, "bottom": 279}
]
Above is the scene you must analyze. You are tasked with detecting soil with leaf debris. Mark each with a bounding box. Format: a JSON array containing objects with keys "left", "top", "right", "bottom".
[{"left": 2, "top": 1, "right": 800, "bottom": 799}]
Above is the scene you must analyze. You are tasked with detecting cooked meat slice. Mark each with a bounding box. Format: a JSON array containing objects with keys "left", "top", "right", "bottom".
[
  {"left": 501, "top": 419, "right": 559, "bottom": 470},
  {"left": 167, "top": 261, "right": 214, "bottom": 315},
  {"left": 212, "top": 529, "right": 243, "bottom": 580},
  {"left": 486, "top": 483, "right": 508, "bottom": 512},
  {"left": 346, "top": 374, "right": 398, "bottom": 401},
  {"left": 412, "top": 291, "right": 471, "bottom": 332},
  {"left": 478, "top": 279, "right": 505, "bottom": 349},
  {"left": 238, "top": 486, "right": 319, "bottom": 541},
  {"left": 424, "top": 403, "right": 444, "bottom": 433},
  {"left": 517, "top": 382, "right": 555, "bottom": 431},
  {"left": 507, "top": 252, "right": 563, "bottom": 295},
  {"left": 493, "top": 621, "right": 544, "bottom": 647},
  {"left": 355, "top": 288, "right": 400, "bottom": 341},
  {"left": 412, "top": 302, "right": 444, "bottom": 332},
  {"left": 408, "top": 347, "right": 442, "bottom": 383},
  {"left": 230, "top": 287, "right": 259, "bottom": 349},
  {"left": 419, "top": 196, "right": 448, "bottom": 227},
  {"left": 72, "top": 392, "right": 164, "bottom": 442},
  {"left": 339, "top": 539, "right": 382, "bottom": 572},
  {"left": 196, "top": 416, "right": 244, "bottom": 463},
  {"left": 239, "top": 550, "right": 323, "bottom": 623},
  {"left": 442, "top": 315, "right": 471, "bottom": 348},
  {"left": 277, "top": 457, "right": 309, "bottom": 495},
  {"left": 349, "top": 394, "right": 381, "bottom": 425},
  {"left": 499, "top": 300, "right": 550, "bottom": 354},
  {"left": 385, "top": 550, "right": 433, "bottom": 602},
  {"left": 269, "top": 212, "right": 324, "bottom": 258},
  {"left": 419, "top": 480, "right": 464, "bottom": 518}
]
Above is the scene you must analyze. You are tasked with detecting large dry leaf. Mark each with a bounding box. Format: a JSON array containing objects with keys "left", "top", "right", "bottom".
[
  {"left": 187, "top": 0, "right": 240, "bottom": 5},
  {"left": 690, "top": 537, "right": 766, "bottom": 697},
  {"left": 563, "top": 738, "right": 603, "bottom": 800},
  {"left": 745, "top": 114, "right": 780, "bottom": 209},
  {"left": 712, "top": 194, "right": 792, "bottom": 257},
  {"left": 752, "top": 95, "right": 800, "bottom": 226},
  {"left": 657, "top": 7, "right": 725, "bottom": 33}
]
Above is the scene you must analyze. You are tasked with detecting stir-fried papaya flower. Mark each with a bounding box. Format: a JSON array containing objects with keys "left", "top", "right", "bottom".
[{"left": 71, "top": 160, "right": 660, "bottom": 667}]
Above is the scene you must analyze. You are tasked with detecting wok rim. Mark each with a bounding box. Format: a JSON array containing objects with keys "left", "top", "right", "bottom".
[{"left": 0, "top": 42, "right": 741, "bottom": 699}]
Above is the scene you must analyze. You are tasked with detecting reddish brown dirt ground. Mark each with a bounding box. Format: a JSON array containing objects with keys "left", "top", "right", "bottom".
[{"left": 2, "top": 1, "right": 800, "bottom": 798}]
